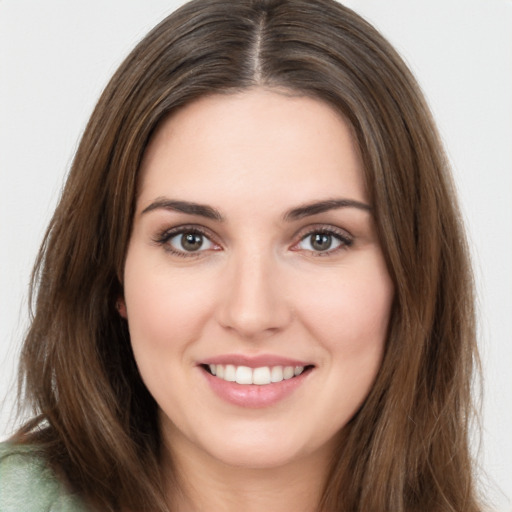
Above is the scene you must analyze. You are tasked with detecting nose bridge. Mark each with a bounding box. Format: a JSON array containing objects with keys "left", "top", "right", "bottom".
[{"left": 217, "top": 246, "right": 291, "bottom": 338}]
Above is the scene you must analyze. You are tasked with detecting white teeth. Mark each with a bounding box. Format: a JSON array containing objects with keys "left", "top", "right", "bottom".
[
  {"left": 224, "top": 364, "right": 236, "bottom": 382},
  {"left": 270, "top": 366, "right": 283, "bottom": 382},
  {"left": 253, "top": 366, "right": 271, "bottom": 385},
  {"left": 235, "top": 366, "right": 253, "bottom": 384},
  {"left": 283, "top": 366, "right": 295, "bottom": 380},
  {"left": 207, "top": 364, "right": 307, "bottom": 385}
]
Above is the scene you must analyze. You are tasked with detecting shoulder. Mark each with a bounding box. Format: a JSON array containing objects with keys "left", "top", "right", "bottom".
[{"left": 0, "top": 442, "right": 89, "bottom": 512}]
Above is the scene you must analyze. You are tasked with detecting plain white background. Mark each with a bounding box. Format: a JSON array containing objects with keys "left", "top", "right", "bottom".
[{"left": 0, "top": 1, "right": 510, "bottom": 509}]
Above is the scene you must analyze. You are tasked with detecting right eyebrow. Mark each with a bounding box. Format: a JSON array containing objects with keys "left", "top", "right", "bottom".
[{"left": 141, "top": 198, "right": 224, "bottom": 222}]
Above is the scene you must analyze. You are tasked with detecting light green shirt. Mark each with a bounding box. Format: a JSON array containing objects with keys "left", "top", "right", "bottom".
[{"left": 0, "top": 442, "right": 88, "bottom": 512}]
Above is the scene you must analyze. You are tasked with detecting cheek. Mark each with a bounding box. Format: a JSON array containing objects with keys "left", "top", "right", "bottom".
[
  {"left": 122, "top": 252, "right": 216, "bottom": 357},
  {"left": 122, "top": 252, "right": 221, "bottom": 414},
  {"left": 298, "top": 261, "right": 393, "bottom": 427},
  {"left": 297, "top": 256, "right": 393, "bottom": 369},
  {"left": 124, "top": 258, "right": 220, "bottom": 394},
  {"left": 294, "top": 258, "right": 394, "bottom": 404}
]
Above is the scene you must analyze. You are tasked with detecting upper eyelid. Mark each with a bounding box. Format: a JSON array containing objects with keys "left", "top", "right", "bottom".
[
  {"left": 293, "top": 223, "right": 353, "bottom": 240},
  {"left": 157, "top": 224, "right": 215, "bottom": 238}
]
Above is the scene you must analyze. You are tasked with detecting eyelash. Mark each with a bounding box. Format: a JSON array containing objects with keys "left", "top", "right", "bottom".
[{"left": 152, "top": 224, "right": 353, "bottom": 258}]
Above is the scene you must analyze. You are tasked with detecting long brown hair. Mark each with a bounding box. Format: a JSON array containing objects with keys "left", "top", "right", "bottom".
[{"left": 13, "top": 0, "right": 481, "bottom": 510}]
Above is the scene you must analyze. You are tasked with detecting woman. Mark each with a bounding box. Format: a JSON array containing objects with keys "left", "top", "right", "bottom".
[{"left": 0, "top": 0, "right": 482, "bottom": 511}]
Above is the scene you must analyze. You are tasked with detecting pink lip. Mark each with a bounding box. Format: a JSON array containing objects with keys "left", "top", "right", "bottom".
[
  {"left": 199, "top": 353, "right": 312, "bottom": 368},
  {"left": 199, "top": 363, "right": 313, "bottom": 409}
]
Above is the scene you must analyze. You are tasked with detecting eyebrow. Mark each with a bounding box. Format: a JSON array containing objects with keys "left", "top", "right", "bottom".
[
  {"left": 283, "top": 198, "right": 372, "bottom": 221},
  {"left": 141, "top": 198, "right": 224, "bottom": 221},
  {"left": 141, "top": 197, "right": 371, "bottom": 222}
]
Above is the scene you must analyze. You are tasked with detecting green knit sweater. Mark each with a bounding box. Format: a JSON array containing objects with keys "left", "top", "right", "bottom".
[{"left": 0, "top": 442, "right": 88, "bottom": 512}]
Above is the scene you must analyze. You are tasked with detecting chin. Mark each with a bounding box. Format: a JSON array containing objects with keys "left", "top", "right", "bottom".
[
  {"left": 209, "top": 443, "right": 306, "bottom": 470},
  {"left": 198, "top": 424, "right": 334, "bottom": 470}
]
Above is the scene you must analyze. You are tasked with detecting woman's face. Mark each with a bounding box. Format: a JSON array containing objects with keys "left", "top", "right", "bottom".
[{"left": 122, "top": 89, "right": 394, "bottom": 470}]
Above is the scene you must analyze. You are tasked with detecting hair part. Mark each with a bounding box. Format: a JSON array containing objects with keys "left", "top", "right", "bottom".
[{"left": 14, "top": 1, "right": 481, "bottom": 510}]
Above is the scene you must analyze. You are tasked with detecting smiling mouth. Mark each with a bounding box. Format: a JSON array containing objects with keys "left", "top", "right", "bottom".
[{"left": 201, "top": 364, "right": 314, "bottom": 385}]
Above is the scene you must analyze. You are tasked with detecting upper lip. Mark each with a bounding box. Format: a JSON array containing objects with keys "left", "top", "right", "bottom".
[{"left": 198, "top": 354, "right": 314, "bottom": 368}]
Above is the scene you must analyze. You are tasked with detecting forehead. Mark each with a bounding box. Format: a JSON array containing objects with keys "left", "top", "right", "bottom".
[{"left": 137, "top": 88, "right": 367, "bottom": 212}]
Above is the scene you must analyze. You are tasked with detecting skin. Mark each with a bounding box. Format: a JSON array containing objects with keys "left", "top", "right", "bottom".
[{"left": 121, "top": 88, "right": 394, "bottom": 512}]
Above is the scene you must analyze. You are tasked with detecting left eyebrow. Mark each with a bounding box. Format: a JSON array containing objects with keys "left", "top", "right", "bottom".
[{"left": 283, "top": 198, "right": 372, "bottom": 221}]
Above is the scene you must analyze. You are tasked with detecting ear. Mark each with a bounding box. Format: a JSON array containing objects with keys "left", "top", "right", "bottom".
[{"left": 116, "top": 297, "right": 128, "bottom": 318}]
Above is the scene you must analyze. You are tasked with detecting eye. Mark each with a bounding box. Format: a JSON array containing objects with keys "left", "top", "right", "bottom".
[
  {"left": 293, "top": 228, "right": 353, "bottom": 255},
  {"left": 169, "top": 231, "right": 215, "bottom": 252},
  {"left": 154, "top": 226, "right": 220, "bottom": 256}
]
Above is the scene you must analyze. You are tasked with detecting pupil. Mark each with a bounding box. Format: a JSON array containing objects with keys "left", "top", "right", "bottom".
[
  {"left": 182, "top": 233, "right": 202, "bottom": 251},
  {"left": 311, "top": 233, "right": 331, "bottom": 251}
]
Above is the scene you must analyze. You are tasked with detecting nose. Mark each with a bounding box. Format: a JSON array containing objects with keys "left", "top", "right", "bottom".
[{"left": 216, "top": 251, "right": 293, "bottom": 340}]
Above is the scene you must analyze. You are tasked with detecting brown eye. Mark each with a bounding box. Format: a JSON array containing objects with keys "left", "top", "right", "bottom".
[
  {"left": 181, "top": 233, "right": 203, "bottom": 251},
  {"left": 294, "top": 229, "right": 353, "bottom": 255},
  {"left": 310, "top": 233, "right": 334, "bottom": 251},
  {"left": 299, "top": 232, "right": 342, "bottom": 252},
  {"left": 168, "top": 231, "right": 215, "bottom": 253}
]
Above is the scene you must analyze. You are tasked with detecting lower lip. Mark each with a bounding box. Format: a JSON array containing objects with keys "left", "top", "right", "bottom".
[{"left": 201, "top": 367, "right": 311, "bottom": 408}]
